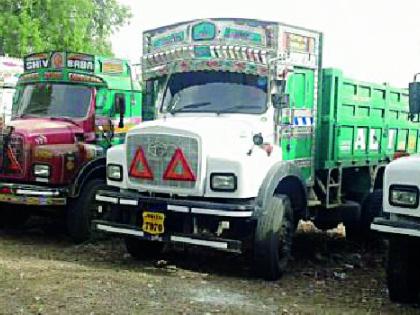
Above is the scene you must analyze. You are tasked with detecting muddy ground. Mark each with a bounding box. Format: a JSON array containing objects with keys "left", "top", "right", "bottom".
[{"left": 0, "top": 220, "right": 419, "bottom": 315}]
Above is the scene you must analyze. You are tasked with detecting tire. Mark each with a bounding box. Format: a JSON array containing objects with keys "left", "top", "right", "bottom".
[
  {"left": 66, "top": 179, "right": 107, "bottom": 244},
  {"left": 313, "top": 221, "right": 338, "bottom": 231},
  {"left": 253, "top": 194, "right": 294, "bottom": 281},
  {"left": 346, "top": 190, "right": 383, "bottom": 241},
  {"left": 125, "top": 237, "right": 165, "bottom": 260},
  {"left": 387, "top": 237, "right": 420, "bottom": 303},
  {"left": 361, "top": 189, "right": 384, "bottom": 228},
  {"left": 0, "top": 205, "right": 30, "bottom": 229}
]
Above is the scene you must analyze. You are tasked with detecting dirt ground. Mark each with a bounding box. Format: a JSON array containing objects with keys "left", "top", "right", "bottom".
[{"left": 0, "top": 220, "right": 419, "bottom": 315}]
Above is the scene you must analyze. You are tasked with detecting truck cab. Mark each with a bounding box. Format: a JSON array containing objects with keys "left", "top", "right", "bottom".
[
  {"left": 371, "top": 75, "right": 420, "bottom": 303},
  {"left": 94, "top": 18, "right": 320, "bottom": 280},
  {"left": 0, "top": 52, "right": 142, "bottom": 243}
]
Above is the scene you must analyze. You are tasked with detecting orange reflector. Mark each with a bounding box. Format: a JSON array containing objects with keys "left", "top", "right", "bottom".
[
  {"left": 163, "top": 148, "right": 196, "bottom": 182},
  {"left": 129, "top": 147, "right": 154, "bottom": 180}
]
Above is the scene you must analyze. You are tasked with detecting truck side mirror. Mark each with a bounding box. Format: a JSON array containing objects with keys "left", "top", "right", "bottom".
[
  {"left": 270, "top": 79, "right": 289, "bottom": 109},
  {"left": 272, "top": 93, "right": 290, "bottom": 109},
  {"left": 115, "top": 94, "right": 126, "bottom": 128},
  {"left": 409, "top": 76, "right": 420, "bottom": 115}
]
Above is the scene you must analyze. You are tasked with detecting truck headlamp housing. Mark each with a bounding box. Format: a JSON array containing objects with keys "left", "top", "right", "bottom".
[
  {"left": 33, "top": 164, "right": 51, "bottom": 178},
  {"left": 107, "top": 164, "right": 123, "bottom": 181},
  {"left": 389, "top": 185, "right": 419, "bottom": 208},
  {"left": 210, "top": 173, "right": 237, "bottom": 192}
]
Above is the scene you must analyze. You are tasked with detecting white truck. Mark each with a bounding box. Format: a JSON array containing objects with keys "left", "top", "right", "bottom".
[
  {"left": 0, "top": 57, "right": 23, "bottom": 125},
  {"left": 371, "top": 75, "right": 420, "bottom": 303},
  {"left": 93, "top": 18, "right": 411, "bottom": 280}
]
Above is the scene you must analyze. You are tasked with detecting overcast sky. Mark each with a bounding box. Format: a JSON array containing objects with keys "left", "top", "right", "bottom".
[{"left": 112, "top": 0, "right": 420, "bottom": 88}]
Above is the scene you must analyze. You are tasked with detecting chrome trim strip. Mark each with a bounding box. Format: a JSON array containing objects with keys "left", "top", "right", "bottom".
[
  {"left": 191, "top": 208, "right": 253, "bottom": 217},
  {"left": 371, "top": 223, "right": 420, "bottom": 237},
  {"left": 167, "top": 204, "right": 189, "bottom": 213},
  {"left": 170, "top": 236, "right": 228, "bottom": 249},
  {"left": 95, "top": 195, "right": 118, "bottom": 204},
  {"left": 96, "top": 224, "right": 144, "bottom": 237},
  {"left": 120, "top": 199, "right": 138, "bottom": 206},
  {"left": 15, "top": 189, "right": 58, "bottom": 196}
]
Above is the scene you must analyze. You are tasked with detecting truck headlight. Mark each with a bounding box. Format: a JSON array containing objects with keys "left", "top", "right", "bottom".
[
  {"left": 33, "top": 164, "right": 51, "bottom": 178},
  {"left": 389, "top": 185, "right": 419, "bottom": 208},
  {"left": 210, "top": 173, "right": 237, "bottom": 192},
  {"left": 107, "top": 164, "right": 123, "bottom": 181}
]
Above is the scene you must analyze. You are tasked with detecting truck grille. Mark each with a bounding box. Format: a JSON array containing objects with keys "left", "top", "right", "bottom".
[
  {"left": 127, "top": 133, "right": 200, "bottom": 190},
  {"left": 0, "top": 132, "right": 25, "bottom": 177}
]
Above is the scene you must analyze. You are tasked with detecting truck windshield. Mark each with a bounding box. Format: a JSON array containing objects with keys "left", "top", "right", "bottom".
[
  {"left": 14, "top": 83, "right": 92, "bottom": 118},
  {"left": 162, "top": 71, "right": 268, "bottom": 114}
]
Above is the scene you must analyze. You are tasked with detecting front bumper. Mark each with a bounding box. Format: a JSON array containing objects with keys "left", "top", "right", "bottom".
[
  {"left": 95, "top": 189, "right": 256, "bottom": 218},
  {"left": 93, "top": 189, "right": 257, "bottom": 253},
  {"left": 371, "top": 217, "right": 420, "bottom": 237},
  {"left": 0, "top": 183, "right": 67, "bottom": 206}
]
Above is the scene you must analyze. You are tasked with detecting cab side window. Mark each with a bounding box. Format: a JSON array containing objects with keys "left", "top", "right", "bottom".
[{"left": 95, "top": 89, "right": 108, "bottom": 114}]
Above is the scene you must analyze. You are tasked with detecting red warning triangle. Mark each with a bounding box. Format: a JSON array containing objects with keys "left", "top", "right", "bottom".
[
  {"left": 6, "top": 146, "right": 22, "bottom": 172},
  {"left": 129, "top": 147, "right": 154, "bottom": 180},
  {"left": 163, "top": 148, "right": 196, "bottom": 182}
]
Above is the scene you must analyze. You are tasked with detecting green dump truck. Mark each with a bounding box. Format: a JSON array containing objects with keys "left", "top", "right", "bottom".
[
  {"left": 93, "top": 18, "right": 414, "bottom": 279},
  {"left": 0, "top": 52, "right": 142, "bottom": 243}
]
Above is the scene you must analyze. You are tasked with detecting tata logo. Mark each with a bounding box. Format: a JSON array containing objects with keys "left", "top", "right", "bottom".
[
  {"left": 147, "top": 142, "right": 168, "bottom": 159},
  {"left": 34, "top": 135, "right": 48, "bottom": 145}
]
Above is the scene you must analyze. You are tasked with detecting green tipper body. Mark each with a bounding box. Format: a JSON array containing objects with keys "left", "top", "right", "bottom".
[
  {"left": 316, "top": 69, "right": 411, "bottom": 170},
  {"left": 280, "top": 66, "right": 412, "bottom": 182}
]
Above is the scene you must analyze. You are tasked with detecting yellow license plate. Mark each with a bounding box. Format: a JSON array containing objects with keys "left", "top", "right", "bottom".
[{"left": 142, "top": 212, "right": 165, "bottom": 235}]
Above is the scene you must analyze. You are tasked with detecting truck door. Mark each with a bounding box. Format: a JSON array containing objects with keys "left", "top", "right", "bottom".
[{"left": 282, "top": 67, "right": 315, "bottom": 182}]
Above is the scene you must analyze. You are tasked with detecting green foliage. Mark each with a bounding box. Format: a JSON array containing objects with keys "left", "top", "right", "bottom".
[{"left": 0, "top": 0, "right": 132, "bottom": 57}]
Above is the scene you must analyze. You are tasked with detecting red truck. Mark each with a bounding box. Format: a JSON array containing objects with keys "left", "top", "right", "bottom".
[{"left": 0, "top": 52, "right": 142, "bottom": 242}]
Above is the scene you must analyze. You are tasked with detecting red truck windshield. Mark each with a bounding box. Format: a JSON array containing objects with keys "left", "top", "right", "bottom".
[{"left": 14, "top": 83, "right": 92, "bottom": 118}]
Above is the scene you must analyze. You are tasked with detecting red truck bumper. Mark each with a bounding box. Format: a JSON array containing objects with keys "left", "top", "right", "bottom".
[{"left": 0, "top": 183, "right": 67, "bottom": 206}]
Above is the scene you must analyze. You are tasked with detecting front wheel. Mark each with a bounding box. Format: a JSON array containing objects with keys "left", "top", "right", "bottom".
[
  {"left": 387, "top": 237, "right": 420, "bottom": 303},
  {"left": 66, "top": 179, "right": 107, "bottom": 244},
  {"left": 253, "top": 194, "right": 294, "bottom": 281}
]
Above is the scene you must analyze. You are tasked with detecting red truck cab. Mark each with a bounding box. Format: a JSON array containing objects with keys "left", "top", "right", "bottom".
[{"left": 0, "top": 52, "right": 142, "bottom": 242}]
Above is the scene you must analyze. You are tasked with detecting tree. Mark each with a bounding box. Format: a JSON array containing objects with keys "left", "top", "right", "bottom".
[{"left": 0, "top": 0, "right": 132, "bottom": 57}]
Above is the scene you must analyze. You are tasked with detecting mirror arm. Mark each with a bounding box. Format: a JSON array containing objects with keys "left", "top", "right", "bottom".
[{"left": 118, "top": 110, "right": 124, "bottom": 129}]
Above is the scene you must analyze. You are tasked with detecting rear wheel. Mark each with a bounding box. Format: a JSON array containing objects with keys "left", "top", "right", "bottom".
[
  {"left": 387, "top": 237, "right": 420, "bottom": 303},
  {"left": 0, "top": 204, "right": 30, "bottom": 229},
  {"left": 346, "top": 190, "right": 383, "bottom": 240},
  {"left": 253, "top": 194, "right": 294, "bottom": 281},
  {"left": 361, "top": 189, "right": 384, "bottom": 228},
  {"left": 66, "top": 179, "right": 107, "bottom": 244},
  {"left": 125, "top": 237, "right": 165, "bottom": 260}
]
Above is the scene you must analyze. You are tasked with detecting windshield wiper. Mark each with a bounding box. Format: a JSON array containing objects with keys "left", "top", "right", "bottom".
[
  {"left": 170, "top": 102, "right": 212, "bottom": 114},
  {"left": 18, "top": 113, "right": 41, "bottom": 118},
  {"left": 49, "top": 116, "right": 80, "bottom": 127},
  {"left": 217, "top": 105, "right": 261, "bottom": 115}
]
